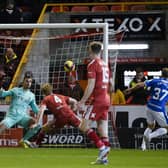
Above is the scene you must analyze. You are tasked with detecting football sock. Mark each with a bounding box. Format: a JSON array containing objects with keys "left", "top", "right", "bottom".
[
  {"left": 36, "top": 131, "right": 45, "bottom": 145},
  {"left": 23, "top": 124, "right": 41, "bottom": 141},
  {"left": 141, "top": 127, "right": 152, "bottom": 147},
  {"left": 101, "top": 137, "right": 111, "bottom": 147},
  {"left": 86, "top": 129, "right": 105, "bottom": 149},
  {"left": 144, "top": 127, "right": 152, "bottom": 138},
  {"left": 149, "top": 128, "right": 167, "bottom": 140}
]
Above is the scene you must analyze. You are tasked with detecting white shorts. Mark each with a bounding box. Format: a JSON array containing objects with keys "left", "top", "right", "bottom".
[{"left": 146, "top": 107, "right": 168, "bottom": 127}]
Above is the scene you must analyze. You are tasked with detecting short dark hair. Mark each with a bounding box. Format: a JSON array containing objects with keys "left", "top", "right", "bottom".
[
  {"left": 136, "top": 67, "right": 143, "bottom": 73},
  {"left": 89, "top": 41, "right": 102, "bottom": 54},
  {"left": 24, "top": 71, "right": 33, "bottom": 79},
  {"left": 162, "top": 67, "right": 168, "bottom": 78}
]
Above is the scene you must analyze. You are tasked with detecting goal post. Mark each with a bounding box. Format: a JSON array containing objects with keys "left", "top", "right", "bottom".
[
  {"left": 0, "top": 23, "right": 108, "bottom": 89},
  {"left": 0, "top": 23, "right": 123, "bottom": 148}
]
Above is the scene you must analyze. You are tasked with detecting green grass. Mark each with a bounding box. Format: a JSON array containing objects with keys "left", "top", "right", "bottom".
[{"left": 0, "top": 148, "right": 168, "bottom": 168}]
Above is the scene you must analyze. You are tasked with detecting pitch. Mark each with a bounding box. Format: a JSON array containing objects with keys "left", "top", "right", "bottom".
[{"left": 0, "top": 148, "right": 167, "bottom": 168}]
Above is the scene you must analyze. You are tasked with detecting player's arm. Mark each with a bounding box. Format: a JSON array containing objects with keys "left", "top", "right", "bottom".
[
  {"left": 124, "top": 82, "right": 145, "bottom": 95},
  {"left": 68, "top": 97, "right": 78, "bottom": 111},
  {"left": 79, "top": 78, "right": 95, "bottom": 104},
  {"left": 0, "top": 88, "right": 13, "bottom": 98},
  {"left": 36, "top": 104, "right": 46, "bottom": 125},
  {"left": 29, "top": 95, "right": 39, "bottom": 114}
]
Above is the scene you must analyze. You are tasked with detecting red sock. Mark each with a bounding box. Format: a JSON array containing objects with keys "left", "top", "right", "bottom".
[
  {"left": 101, "top": 137, "right": 111, "bottom": 147},
  {"left": 86, "top": 129, "right": 104, "bottom": 148},
  {"left": 36, "top": 131, "right": 45, "bottom": 145}
]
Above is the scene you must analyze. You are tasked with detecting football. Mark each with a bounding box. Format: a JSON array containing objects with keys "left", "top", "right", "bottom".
[{"left": 64, "top": 60, "right": 75, "bottom": 72}]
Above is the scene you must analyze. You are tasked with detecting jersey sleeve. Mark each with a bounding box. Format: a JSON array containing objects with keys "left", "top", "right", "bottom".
[
  {"left": 144, "top": 79, "right": 154, "bottom": 87},
  {"left": 62, "top": 95, "right": 69, "bottom": 104},
  {"left": 87, "top": 62, "right": 96, "bottom": 79},
  {"left": 29, "top": 94, "right": 39, "bottom": 114},
  {"left": 0, "top": 88, "right": 14, "bottom": 98}
]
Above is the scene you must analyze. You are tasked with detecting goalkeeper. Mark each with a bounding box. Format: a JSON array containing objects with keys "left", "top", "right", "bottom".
[{"left": 0, "top": 71, "right": 41, "bottom": 148}]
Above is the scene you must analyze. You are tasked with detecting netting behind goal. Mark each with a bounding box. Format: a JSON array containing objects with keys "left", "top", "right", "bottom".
[{"left": 0, "top": 24, "right": 124, "bottom": 148}]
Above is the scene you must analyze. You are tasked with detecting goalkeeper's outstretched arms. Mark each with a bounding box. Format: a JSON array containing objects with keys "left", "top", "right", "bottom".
[{"left": 0, "top": 88, "right": 14, "bottom": 98}]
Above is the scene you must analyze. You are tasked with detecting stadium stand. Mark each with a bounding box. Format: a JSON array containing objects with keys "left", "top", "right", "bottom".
[
  {"left": 51, "top": 6, "right": 69, "bottom": 12},
  {"left": 71, "top": 6, "right": 90, "bottom": 12},
  {"left": 91, "top": 5, "right": 109, "bottom": 12},
  {"left": 130, "top": 5, "right": 146, "bottom": 11},
  {"left": 110, "top": 5, "right": 122, "bottom": 11}
]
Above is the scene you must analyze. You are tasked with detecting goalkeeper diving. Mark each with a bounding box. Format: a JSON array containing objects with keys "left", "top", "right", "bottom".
[{"left": 0, "top": 71, "right": 41, "bottom": 148}]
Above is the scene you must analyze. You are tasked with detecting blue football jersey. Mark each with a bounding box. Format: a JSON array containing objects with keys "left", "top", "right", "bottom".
[{"left": 145, "top": 78, "right": 168, "bottom": 112}]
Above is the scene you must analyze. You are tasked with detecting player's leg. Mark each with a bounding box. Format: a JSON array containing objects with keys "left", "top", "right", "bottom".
[
  {"left": 80, "top": 119, "right": 106, "bottom": 150},
  {"left": 148, "top": 111, "right": 168, "bottom": 140},
  {"left": 141, "top": 109, "right": 155, "bottom": 151},
  {"left": 19, "top": 116, "right": 41, "bottom": 148},
  {"left": 34, "top": 118, "right": 65, "bottom": 147},
  {"left": 96, "top": 119, "right": 110, "bottom": 164},
  {"left": 70, "top": 111, "right": 108, "bottom": 164},
  {"left": 79, "top": 105, "right": 109, "bottom": 164},
  {"left": 96, "top": 106, "right": 110, "bottom": 162},
  {"left": 0, "top": 116, "right": 19, "bottom": 133},
  {"left": 97, "top": 119, "right": 111, "bottom": 147},
  {"left": 35, "top": 121, "right": 55, "bottom": 146},
  {"left": 79, "top": 119, "right": 106, "bottom": 149},
  {"left": 141, "top": 124, "right": 154, "bottom": 151}
]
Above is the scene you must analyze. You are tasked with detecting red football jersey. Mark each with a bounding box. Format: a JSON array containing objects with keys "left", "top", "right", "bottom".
[
  {"left": 41, "top": 93, "right": 81, "bottom": 128},
  {"left": 87, "top": 58, "right": 110, "bottom": 106},
  {"left": 41, "top": 94, "right": 71, "bottom": 116}
]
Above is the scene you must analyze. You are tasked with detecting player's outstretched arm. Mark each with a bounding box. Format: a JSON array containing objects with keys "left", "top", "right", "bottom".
[
  {"left": 36, "top": 105, "right": 46, "bottom": 125},
  {"left": 0, "top": 88, "right": 13, "bottom": 98},
  {"left": 69, "top": 97, "right": 78, "bottom": 112},
  {"left": 124, "top": 82, "right": 145, "bottom": 95}
]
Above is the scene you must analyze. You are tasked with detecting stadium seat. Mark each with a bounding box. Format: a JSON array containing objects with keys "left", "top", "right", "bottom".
[
  {"left": 91, "top": 5, "right": 109, "bottom": 12},
  {"left": 130, "top": 5, "right": 146, "bottom": 11},
  {"left": 110, "top": 5, "right": 122, "bottom": 11},
  {"left": 111, "top": 5, "right": 128, "bottom": 12},
  {"left": 71, "top": 6, "right": 90, "bottom": 12},
  {"left": 51, "top": 6, "right": 69, "bottom": 13}
]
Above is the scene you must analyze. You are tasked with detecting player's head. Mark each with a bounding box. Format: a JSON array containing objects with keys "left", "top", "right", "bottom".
[
  {"left": 135, "top": 67, "right": 144, "bottom": 82},
  {"left": 22, "top": 71, "right": 33, "bottom": 89},
  {"left": 23, "top": 76, "right": 33, "bottom": 90},
  {"left": 6, "top": 48, "right": 15, "bottom": 60},
  {"left": 41, "top": 83, "right": 53, "bottom": 96},
  {"left": 162, "top": 67, "right": 168, "bottom": 78},
  {"left": 89, "top": 41, "right": 102, "bottom": 58}
]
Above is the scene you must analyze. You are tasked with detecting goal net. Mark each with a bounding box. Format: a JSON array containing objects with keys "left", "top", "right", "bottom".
[{"left": 0, "top": 23, "right": 124, "bottom": 148}]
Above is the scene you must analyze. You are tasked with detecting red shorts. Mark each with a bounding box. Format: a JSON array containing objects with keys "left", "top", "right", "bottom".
[
  {"left": 83, "top": 105, "right": 109, "bottom": 121},
  {"left": 54, "top": 108, "right": 81, "bottom": 129}
]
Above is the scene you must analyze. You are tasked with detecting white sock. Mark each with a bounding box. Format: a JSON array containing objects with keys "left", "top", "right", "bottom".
[
  {"left": 141, "top": 127, "right": 152, "bottom": 146},
  {"left": 144, "top": 127, "right": 152, "bottom": 137},
  {"left": 149, "top": 128, "right": 167, "bottom": 140}
]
